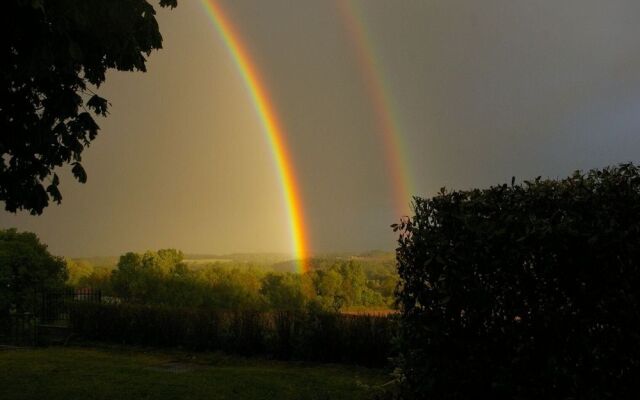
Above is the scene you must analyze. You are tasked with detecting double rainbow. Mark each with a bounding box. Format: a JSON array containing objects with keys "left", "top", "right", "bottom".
[
  {"left": 200, "top": 1, "right": 310, "bottom": 272},
  {"left": 200, "top": 1, "right": 414, "bottom": 272},
  {"left": 336, "top": 0, "right": 414, "bottom": 216}
]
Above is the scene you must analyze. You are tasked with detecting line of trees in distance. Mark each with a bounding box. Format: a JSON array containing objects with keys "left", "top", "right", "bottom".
[{"left": 66, "top": 249, "right": 399, "bottom": 312}]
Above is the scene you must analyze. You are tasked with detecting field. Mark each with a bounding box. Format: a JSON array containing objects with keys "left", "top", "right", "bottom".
[{"left": 0, "top": 347, "right": 388, "bottom": 400}]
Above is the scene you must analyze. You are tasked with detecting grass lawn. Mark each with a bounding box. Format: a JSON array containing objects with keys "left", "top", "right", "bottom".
[{"left": 0, "top": 346, "right": 388, "bottom": 400}]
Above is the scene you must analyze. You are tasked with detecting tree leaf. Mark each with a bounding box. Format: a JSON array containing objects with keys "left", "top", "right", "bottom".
[
  {"left": 71, "top": 162, "right": 87, "bottom": 183},
  {"left": 87, "top": 95, "right": 109, "bottom": 116},
  {"left": 46, "top": 183, "right": 62, "bottom": 203}
]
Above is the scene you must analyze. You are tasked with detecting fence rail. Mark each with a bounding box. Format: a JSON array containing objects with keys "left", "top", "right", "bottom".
[
  {"left": 38, "top": 289, "right": 102, "bottom": 324},
  {"left": 1, "top": 288, "right": 102, "bottom": 346}
]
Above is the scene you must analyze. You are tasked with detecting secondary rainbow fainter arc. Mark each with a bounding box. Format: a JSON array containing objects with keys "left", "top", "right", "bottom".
[
  {"left": 336, "top": 0, "right": 414, "bottom": 217},
  {"left": 200, "top": 0, "right": 311, "bottom": 273}
]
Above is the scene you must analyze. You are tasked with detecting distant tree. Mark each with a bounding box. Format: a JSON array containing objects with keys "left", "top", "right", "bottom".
[
  {"left": 261, "top": 273, "right": 306, "bottom": 311},
  {"left": 202, "top": 267, "right": 266, "bottom": 310},
  {"left": 77, "top": 267, "right": 113, "bottom": 295},
  {"left": 65, "top": 258, "right": 94, "bottom": 286},
  {"left": 337, "top": 261, "right": 367, "bottom": 305},
  {"left": 141, "top": 248, "right": 184, "bottom": 274},
  {"left": 1, "top": 0, "right": 177, "bottom": 214},
  {"left": 78, "top": 251, "right": 396, "bottom": 311},
  {"left": 0, "top": 228, "right": 67, "bottom": 314},
  {"left": 110, "top": 252, "right": 143, "bottom": 300},
  {"left": 311, "top": 267, "right": 345, "bottom": 311},
  {"left": 111, "top": 248, "right": 185, "bottom": 302}
]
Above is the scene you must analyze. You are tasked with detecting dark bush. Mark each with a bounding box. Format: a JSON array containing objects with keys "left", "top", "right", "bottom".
[
  {"left": 70, "top": 303, "right": 209, "bottom": 348},
  {"left": 69, "top": 302, "right": 395, "bottom": 366},
  {"left": 223, "top": 310, "right": 267, "bottom": 355},
  {"left": 295, "top": 310, "right": 395, "bottom": 365},
  {"left": 269, "top": 310, "right": 303, "bottom": 359},
  {"left": 394, "top": 163, "right": 640, "bottom": 399}
]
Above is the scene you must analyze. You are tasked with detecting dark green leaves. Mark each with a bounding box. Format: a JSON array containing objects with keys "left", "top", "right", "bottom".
[
  {"left": 0, "top": 228, "right": 67, "bottom": 312},
  {"left": 395, "top": 163, "right": 640, "bottom": 399}
]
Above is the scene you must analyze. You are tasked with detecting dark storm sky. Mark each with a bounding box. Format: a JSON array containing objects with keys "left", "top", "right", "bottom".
[{"left": 2, "top": 0, "right": 640, "bottom": 257}]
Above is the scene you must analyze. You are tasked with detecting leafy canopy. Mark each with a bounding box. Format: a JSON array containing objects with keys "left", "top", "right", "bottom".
[
  {"left": 394, "top": 163, "right": 640, "bottom": 399},
  {"left": 0, "top": 228, "right": 67, "bottom": 313},
  {"left": 0, "top": 0, "right": 177, "bottom": 214}
]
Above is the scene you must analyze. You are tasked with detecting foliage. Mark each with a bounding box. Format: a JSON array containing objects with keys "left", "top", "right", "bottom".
[
  {"left": 1, "top": 0, "right": 177, "bottom": 214},
  {"left": 110, "top": 249, "right": 186, "bottom": 303},
  {"left": 260, "top": 273, "right": 306, "bottom": 310},
  {"left": 310, "top": 260, "right": 386, "bottom": 311},
  {"left": 65, "top": 258, "right": 93, "bottom": 286},
  {"left": 76, "top": 267, "right": 113, "bottom": 295},
  {"left": 394, "top": 163, "right": 640, "bottom": 399},
  {"left": 76, "top": 250, "right": 398, "bottom": 312},
  {"left": 0, "top": 228, "right": 66, "bottom": 314},
  {"left": 70, "top": 302, "right": 396, "bottom": 367}
]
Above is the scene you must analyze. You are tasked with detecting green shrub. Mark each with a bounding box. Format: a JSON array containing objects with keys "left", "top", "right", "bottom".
[
  {"left": 394, "top": 164, "right": 640, "bottom": 399},
  {"left": 0, "top": 229, "right": 67, "bottom": 314}
]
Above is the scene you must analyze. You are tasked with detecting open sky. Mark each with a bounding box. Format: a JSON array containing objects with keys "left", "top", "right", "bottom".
[{"left": 2, "top": 0, "right": 640, "bottom": 258}]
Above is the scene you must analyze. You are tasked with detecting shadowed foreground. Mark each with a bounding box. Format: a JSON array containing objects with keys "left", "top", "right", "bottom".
[{"left": 0, "top": 347, "right": 386, "bottom": 400}]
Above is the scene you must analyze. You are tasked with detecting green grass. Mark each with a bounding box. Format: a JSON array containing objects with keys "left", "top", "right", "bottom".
[{"left": 0, "top": 346, "right": 388, "bottom": 400}]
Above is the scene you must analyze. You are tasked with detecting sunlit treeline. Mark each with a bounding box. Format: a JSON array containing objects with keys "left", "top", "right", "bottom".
[{"left": 65, "top": 249, "right": 398, "bottom": 312}]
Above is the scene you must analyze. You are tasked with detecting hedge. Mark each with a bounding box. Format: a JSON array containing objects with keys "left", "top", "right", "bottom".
[
  {"left": 70, "top": 302, "right": 395, "bottom": 366},
  {"left": 394, "top": 163, "right": 640, "bottom": 399}
]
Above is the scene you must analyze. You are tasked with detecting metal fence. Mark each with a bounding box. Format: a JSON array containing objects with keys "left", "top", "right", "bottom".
[
  {"left": 1, "top": 288, "right": 102, "bottom": 346},
  {"left": 38, "top": 288, "right": 102, "bottom": 324}
]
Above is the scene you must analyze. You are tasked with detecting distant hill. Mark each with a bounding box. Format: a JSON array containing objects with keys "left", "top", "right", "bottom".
[
  {"left": 184, "top": 253, "right": 295, "bottom": 264},
  {"left": 70, "top": 251, "right": 395, "bottom": 274}
]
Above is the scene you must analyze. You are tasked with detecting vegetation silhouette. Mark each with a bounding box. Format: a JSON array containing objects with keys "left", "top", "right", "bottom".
[
  {"left": 1, "top": 0, "right": 177, "bottom": 214},
  {"left": 394, "top": 163, "right": 640, "bottom": 399},
  {"left": 70, "top": 302, "right": 394, "bottom": 366}
]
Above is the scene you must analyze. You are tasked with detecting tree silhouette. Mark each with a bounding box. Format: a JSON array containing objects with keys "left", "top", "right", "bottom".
[{"left": 0, "top": 0, "right": 177, "bottom": 214}]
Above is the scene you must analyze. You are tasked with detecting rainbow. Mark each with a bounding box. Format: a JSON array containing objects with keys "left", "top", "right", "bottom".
[
  {"left": 200, "top": 0, "right": 310, "bottom": 272},
  {"left": 336, "top": 0, "right": 414, "bottom": 216}
]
